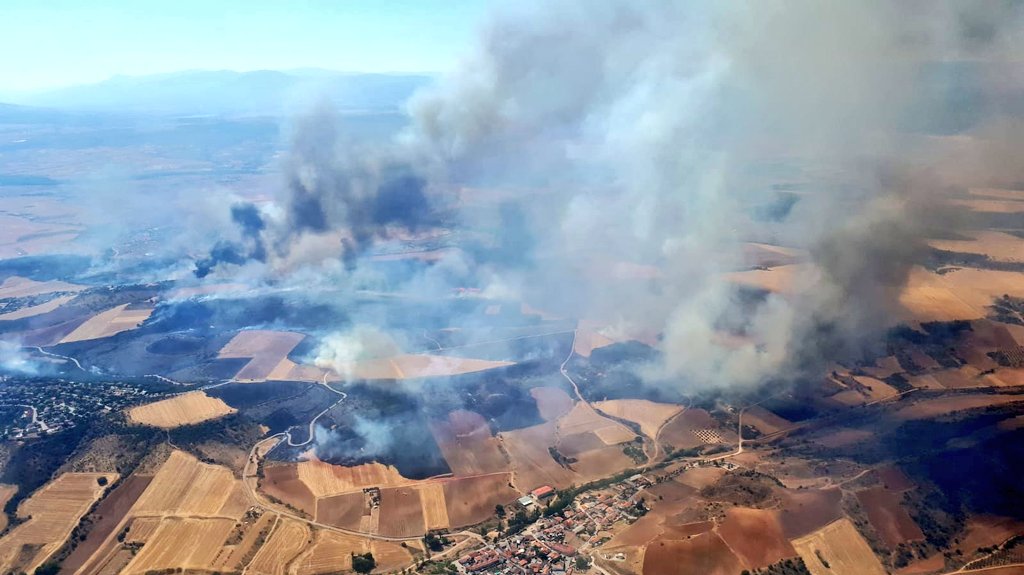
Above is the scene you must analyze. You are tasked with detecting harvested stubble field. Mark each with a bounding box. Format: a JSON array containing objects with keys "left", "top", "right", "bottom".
[
  {"left": 558, "top": 403, "right": 636, "bottom": 445},
  {"left": 0, "top": 484, "right": 16, "bottom": 531},
  {"left": 419, "top": 482, "right": 450, "bottom": 531},
  {"left": 430, "top": 409, "right": 509, "bottom": 476},
  {"left": 0, "top": 472, "right": 116, "bottom": 574},
  {"left": 899, "top": 266, "right": 1024, "bottom": 322},
  {"left": 218, "top": 329, "right": 306, "bottom": 382},
  {"left": 499, "top": 421, "right": 576, "bottom": 490},
  {"left": 0, "top": 276, "right": 83, "bottom": 299},
  {"left": 929, "top": 231, "right": 1024, "bottom": 263},
  {"left": 127, "top": 390, "right": 236, "bottom": 428},
  {"left": 296, "top": 457, "right": 415, "bottom": 498},
  {"left": 377, "top": 486, "right": 426, "bottom": 538},
  {"left": 742, "top": 406, "right": 793, "bottom": 435},
  {"left": 592, "top": 399, "right": 683, "bottom": 439},
  {"left": 341, "top": 353, "right": 515, "bottom": 380},
  {"left": 791, "top": 518, "right": 887, "bottom": 575},
  {"left": 121, "top": 517, "right": 235, "bottom": 575},
  {"left": 60, "top": 475, "right": 153, "bottom": 574},
  {"left": 855, "top": 486, "right": 924, "bottom": 547},
  {"left": 442, "top": 473, "right": 519, "bottom": 528},
  {"left": 263, "top": 464, "right": 318, "bottom": 516},
  {"left": 60, "top": 303, "right": 153, "bottom": 343},
  {"left": 293, "top": 530, "right": 413, "bottom": 575},
  {"left": 247, "top": 517, "right": 311, "bottom": 575},
  {"left": 530, "top": 386, "right": 574, "bottom": 421},
  {"left": 132, "top": 450, "right": 241, "bottom": 517},
  {"left": 0, "top": 294, "right": 75, "bottom": 320},
  {"left": 317, "top": 491, "right": 366, "bottom": 530}
]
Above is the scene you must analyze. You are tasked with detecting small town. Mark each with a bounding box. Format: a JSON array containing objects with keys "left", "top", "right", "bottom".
[
  {"left": 455, "top": 475, "right": 655, "bottom": 575},
  {"left": 0, "top": 376, "right": 161, "bottom": 439}
]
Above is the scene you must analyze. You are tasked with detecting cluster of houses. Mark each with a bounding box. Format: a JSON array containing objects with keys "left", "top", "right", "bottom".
[{"left": 0, "top": 377, "right": 156, "bottom": 440}]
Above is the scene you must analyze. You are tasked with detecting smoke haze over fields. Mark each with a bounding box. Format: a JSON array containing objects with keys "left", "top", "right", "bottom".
[{"left": 194, "top": 1, "right": 1024, "bottom": 390}]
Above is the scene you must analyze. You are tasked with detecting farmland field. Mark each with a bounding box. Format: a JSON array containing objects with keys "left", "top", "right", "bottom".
[
  {"left": 855, "top": 486, "right": 924, "bottom": 547},
  {"left": 500, "top": 421, "right": 575, "bottom": 490},
  {"left": 132, "top": 450, "right": 239, "bottom": 517},
  {"left": 342, "top": 353, "right": 515, "bottom": 380},
  {"left": 743, "top": 406, "right": 793, "bottom": 435},
  {"left": 592, "top": 399, "right": 682, "bottom": 439},
  {"left": 316, "top": 491, "right": 365, "bottom": 530},
  {"left": 127, "top": 390, "right": 236, "bottom": 428},
  {"left": 121, "top": 517, "right": 235, "bottom": 575},
  {"left": 0, "top": 484, "right": 15, "bottom": 531},
  {"left": 218, "top": 329, "right": 306, "bottom": 382},
  {"left": 263, "top": 464, "right": 318, "bottom": 516},
  {"left": 430, "top": 409, "right": 509, "bottom": 476},
  {"left": 0, "top": 294, "right": 75, "bottom": 320},
  {"left": 60, "top": 475, "right": 153, "bottom": 574},
  {"left": 530, "top": 386, "right": 574, "bottom": 421},
  {"left": 0, "top": 276, "right": 83, "bottom": 299},
  {"left": 792, "top": 518, "right": 887, "bottom": 575},
  {"left": 642, "top": 531, "right": 744, "bottom": 575},
  {"left": 442, "top": 472, "right": 519, "bottom": 528},
  {"left": 247, "top": 517, "right": 311, "bottom": 575},
  {"left": 419, "top": 482, "right": 450, "bottom": 531},
  {"left": 0, "top": 472, "right": 116, "bottom": 574},
  {"left": 297, "top": 458, "right": 415, "bottom": 497},
  {"left": 716, "top": 507, "right": 798, "bottom": 569},
  {"left": 60, "top": 303, "right": 153, "bottom": 343},
  {"left": 377, "top": 486, "right": 426, "bottom": 538}
]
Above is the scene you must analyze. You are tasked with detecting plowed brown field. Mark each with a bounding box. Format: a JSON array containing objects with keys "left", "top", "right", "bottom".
[
  {"left": 716, "top": 507, "right": 797, "bottom": 569},
  {"left": 443, "top": 473, "right": 518, "bottom": 528}
]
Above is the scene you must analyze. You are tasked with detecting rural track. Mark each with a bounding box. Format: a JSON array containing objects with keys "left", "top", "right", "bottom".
[{"left": 31, "top": 345, "right": 84, "bottom": 371}]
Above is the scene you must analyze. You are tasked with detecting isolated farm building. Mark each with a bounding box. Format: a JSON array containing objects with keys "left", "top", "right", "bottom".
[{"left": 531, "top": 485, "right": 555, "bottom": 499}]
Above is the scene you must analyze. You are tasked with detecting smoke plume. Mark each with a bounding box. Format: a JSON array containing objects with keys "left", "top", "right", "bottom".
[{"left": 201, "top": 1, "right": 1024, "bottom": 390}]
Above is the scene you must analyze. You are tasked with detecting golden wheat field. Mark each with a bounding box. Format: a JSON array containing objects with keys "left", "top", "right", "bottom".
[
  {"left": 0, "top": 472, "right": 116, "bottom": 574},
  {"left": 120, "top": 517, "right": 236, "bottom": 575},
  {"left": 247, "top": 517, "right": 311, "bottom": 575},
  {"left": 60, "top": 303, "right": 153, "bottom": 343},
  {"left": 791, "top": 519, "right": 887, "bottom": 575},
  {"left": 131, "top": 450, "right": 240, "bottom": 517},
  {"left": 297, "top": 457, "right": 415, "bottom": 497},
  {"left": 127, "top": 390, "right": 236, "bottom": 428}
]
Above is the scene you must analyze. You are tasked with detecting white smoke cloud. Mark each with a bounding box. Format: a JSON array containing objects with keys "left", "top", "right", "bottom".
[{"left": 0, "top": 340, "right": 40, "bottom": 375}]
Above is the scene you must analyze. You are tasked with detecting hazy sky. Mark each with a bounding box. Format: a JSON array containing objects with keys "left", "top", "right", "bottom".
[{"left": 0, "top": 0, "right": 495, "bottom": 92}]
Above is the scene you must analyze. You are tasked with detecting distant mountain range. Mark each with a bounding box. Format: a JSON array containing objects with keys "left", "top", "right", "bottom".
[{"left": 3, "top": 70, "right": 435, "bottom": 117}]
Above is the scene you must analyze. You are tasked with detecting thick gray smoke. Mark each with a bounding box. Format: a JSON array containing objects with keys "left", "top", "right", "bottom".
[{"left": 205, "top": 1, "right": 1024, "bottom": 389}]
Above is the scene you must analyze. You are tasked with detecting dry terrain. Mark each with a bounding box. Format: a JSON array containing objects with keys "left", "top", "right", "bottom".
[
  {"left": 0, "top": 294, "right": 75, "bottom": 320},
  {"left": 430, "top": 410, "right": 510, "bottom": 476},
  {"left": 0, "top": 276, "right": 83, "bottom": 299},
  {"left": 419, "top": 482, "right": 450, "bottom": 531},
  {"left": 337, "top": 353, "right": 515, "bottom": 380},
  {"left": 855, "top": 487, "right": 924, "bottom": 547},
  {"left": 0, "top": 472, "right": 116, "bottom": 574},
  {"left": 247, "top": 517, "right": 311, "bottom": 575},
  {"left": 121, "top": 517, "right": 235, "bottom": 575},
  {"left": 296, "top": 457, "right": 415, "bottom": 497},
  {"left": 377, "top": 486, "right": 426, "bottom": 538},
  {"left": 0, "top": 484, "right": 16, "bottom": 531},
  {"left": 442, "top": 473, "right": 519, "bottom": 528},
  {"left": 131, "top": 450, "right": 238, "bottom": 516},
  {"left": 716, "top": 507, "right": 798, "bottom": 570},
  {"left": 530, "top": 387, "right": 574, "bottom": 421},
  {"left": 127, "top": 390, "right": 236, "bottom": 428},
  {"left": 791, "top": 518, "right": 887, "bottom": 575},
  {"left": 500, "top": 421, "right": 576, "bottom": 490},
  {"left": 743, "top": 406, "right": 793, "bottom": 436},
  {"left": 60, "top": 303, "right": 153, "bottom": 343},
  {"left": 218, "top": 329, "right": 306, "bottom": 382},
  {"left": 642, "top": 531, "right": 745, "bottom": 575},
  {"left": 592, "top": 399, "right": 683, "bottom": 439}
]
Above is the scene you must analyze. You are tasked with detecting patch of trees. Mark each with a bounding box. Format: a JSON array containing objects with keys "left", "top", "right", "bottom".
[
  {"left": 352, "top": 552, "right": 376, "bottom": 574},
  {"left": 742, "top": 556, "right": 812, "bottom": 575},
  {"left": 621, "top": 438, "right": 647, "bottom": 465},
  {"left": 423, "top": 531, "right": 451, "bottom": 552}
]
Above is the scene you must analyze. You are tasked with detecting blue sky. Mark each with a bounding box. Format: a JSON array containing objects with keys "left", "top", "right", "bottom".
[{"left": 0, "top": 0, "right": 495, "bottom": 92}]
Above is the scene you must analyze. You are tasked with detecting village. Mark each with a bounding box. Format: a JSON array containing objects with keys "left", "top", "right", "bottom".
[{"left": 0, "top": 376, "right": 159, "bottom": 439}]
